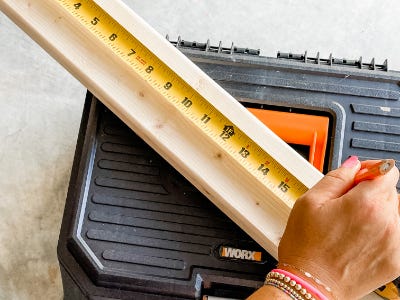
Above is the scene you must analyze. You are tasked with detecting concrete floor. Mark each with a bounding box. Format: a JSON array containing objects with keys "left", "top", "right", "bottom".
[{"left": 1, "top": 0, "right": 400, "bottom": 299}]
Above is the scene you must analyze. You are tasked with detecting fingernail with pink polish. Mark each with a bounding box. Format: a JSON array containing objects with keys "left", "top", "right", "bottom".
[{"left": 341, "top": 155, "right": 359, "bottom": 168}]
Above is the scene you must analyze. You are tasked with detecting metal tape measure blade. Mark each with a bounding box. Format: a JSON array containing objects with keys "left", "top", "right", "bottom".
[{"left": 60, "top": 0, "right": 309, "bottom": 206}]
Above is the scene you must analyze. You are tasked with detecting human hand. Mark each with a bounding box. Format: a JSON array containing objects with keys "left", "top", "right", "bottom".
[{"left": 278, "top": 156, "right": 400, "bottom": 299}]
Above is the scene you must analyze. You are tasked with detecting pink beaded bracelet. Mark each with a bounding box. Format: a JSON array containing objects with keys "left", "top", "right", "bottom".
[{"left": 266, "top": 269, "right": 329, "bottom": 300}]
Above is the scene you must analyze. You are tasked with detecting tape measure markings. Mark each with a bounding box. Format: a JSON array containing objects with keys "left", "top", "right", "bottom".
[{"left": 60, "top": 0, "right": 308, "bottom": 206}]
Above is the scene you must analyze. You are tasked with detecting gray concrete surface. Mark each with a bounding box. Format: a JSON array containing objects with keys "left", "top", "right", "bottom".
[{"left": 1, "top": 0, "right": 399, "bottom": 299}]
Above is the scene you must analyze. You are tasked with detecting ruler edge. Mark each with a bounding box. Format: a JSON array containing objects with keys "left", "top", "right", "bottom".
[{"left": 0, "top": 0, "right": 323, "bottom": 259}]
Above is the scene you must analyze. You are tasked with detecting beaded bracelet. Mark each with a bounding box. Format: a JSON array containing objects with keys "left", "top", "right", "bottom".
[
  {"left": 265, "top": 277, "right": 307, "bottom": 300},
  {"left": 265, "top": 269, "right": 329, "bottom": 300}
]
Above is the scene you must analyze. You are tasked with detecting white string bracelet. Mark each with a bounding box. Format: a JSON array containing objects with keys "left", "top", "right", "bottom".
[{"left": 279, "top": 263, "right": 337, "bottom": 300}]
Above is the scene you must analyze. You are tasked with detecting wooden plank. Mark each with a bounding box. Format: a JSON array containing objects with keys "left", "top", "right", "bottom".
[{"left": 0, "top": 0, "right": 323, "bottom": 258}]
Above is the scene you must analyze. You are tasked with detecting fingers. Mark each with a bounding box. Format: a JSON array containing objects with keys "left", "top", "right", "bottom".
[
  {"left": 302, "top": 156, "right": 361, "bottom": 203},
  {"left": 302, "top": 157, "right": 399, "bottom": 207},
  {"left": 357, "top": 163, "right": 399, "bottom": 192},
  {"left": 348, "top": 164, "right": 399, "bottom": 208},
  {"left": 337, "top": 164, "right": 399, "bottom": 226}
]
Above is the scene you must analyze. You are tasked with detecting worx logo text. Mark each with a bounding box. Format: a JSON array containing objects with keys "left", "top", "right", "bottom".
[{"left": 219, "top": 246, "right": 262, "bottom": 262}]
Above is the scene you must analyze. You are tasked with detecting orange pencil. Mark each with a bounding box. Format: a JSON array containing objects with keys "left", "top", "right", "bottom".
[{"left": 354, "top": 159, "right": 396, "bottom": 184}]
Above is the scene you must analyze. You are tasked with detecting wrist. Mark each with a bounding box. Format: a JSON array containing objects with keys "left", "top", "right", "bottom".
[{"left": 276, "top": 263, "right": 338, "bottom": 300}]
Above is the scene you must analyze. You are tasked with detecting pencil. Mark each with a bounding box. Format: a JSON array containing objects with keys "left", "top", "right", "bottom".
[{"left": 354, "top": 159, "right": 396, "bottom": 184}]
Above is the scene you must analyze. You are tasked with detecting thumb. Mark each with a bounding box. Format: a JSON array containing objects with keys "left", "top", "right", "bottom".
[{"left": 307, "top": 156, "right": 361, "bottom": 201}]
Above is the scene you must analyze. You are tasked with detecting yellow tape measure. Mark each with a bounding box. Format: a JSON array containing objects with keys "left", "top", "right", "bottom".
[{"left": 60, "top": 0, "right": 309, "bottom": 206}]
